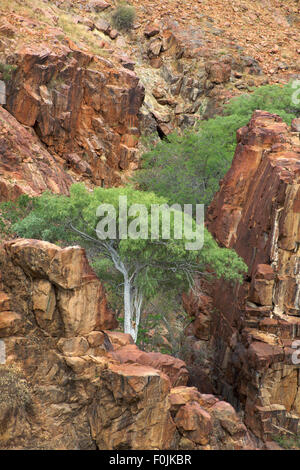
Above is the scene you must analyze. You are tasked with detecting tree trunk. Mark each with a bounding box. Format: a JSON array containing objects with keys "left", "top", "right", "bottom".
[
  {"left": 123, "top": 276, "right": 143, "bottom": 343},
  {"left": 123, "top": 276, "right": 135, "bottom": 340}
]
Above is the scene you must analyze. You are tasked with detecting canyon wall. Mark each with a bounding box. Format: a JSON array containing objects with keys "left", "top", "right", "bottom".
[
  {"left": 205, "top": 110, "right": 300, "bottom": 440},
  {"left": 5, "top": 44, "right": 144, "bottom": 188},
  {"left": 0, "top": 8, "right": 145, "bottom": 194},
  {"left": 1, "top": 0, "right": 298, "bottom": 199}
]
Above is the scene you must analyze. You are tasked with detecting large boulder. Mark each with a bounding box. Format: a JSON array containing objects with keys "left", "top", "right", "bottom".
[
  {"left": 169, "top": 387, "right": 253, "bottom": 450},
  {"left": 0, "top": 107, "right": 72, "bottom": 202},
  {"left": 1, "top": 239, "right": 117, "bottom": 336},
  {"left": 111, "top": 343, "right": 189, "bottom": 386}
]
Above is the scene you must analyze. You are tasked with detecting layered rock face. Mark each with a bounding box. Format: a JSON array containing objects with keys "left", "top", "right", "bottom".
[
  {"left": 0, "top": 3, "right": 145, "bottom": 191},
  {"left": 0, "top": 238, "right": 252, "bottom": 449},
  {"left": 206, "top": 111, "right": 300, "bottom": 440},
  {"left": 5, "top": 44, "right": 144, "bottom": 187},
  {"left": 0, "top": 106, "right": 72, "bottom": 201},
  {"left": 0, "top": 238, "right": 118, "bottom": 337}
]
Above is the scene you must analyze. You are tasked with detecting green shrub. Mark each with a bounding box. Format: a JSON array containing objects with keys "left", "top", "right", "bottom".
[
  {"left": 111, "top": 4, "right": 136, "bottom": 31},
  {"left": 0, "top": 194, "right": 33, "bottom": 238},
  {"left": 0, "top": 63, "right": 17, "bottom": 82},
  {"left": 272, "top": 433, "right": 300, "bottom": 450},
  {"left": 134, "top": 82, "right": 300, "bottom": 208}
]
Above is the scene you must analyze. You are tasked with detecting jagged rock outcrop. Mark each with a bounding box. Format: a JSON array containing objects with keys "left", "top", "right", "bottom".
[
  {"left": 5, "top": 43, "right": 144, "bottom": 187},
  {"left": 0, "top": 238, "right": 253, "bottom": 449},
  {"left": 204, "top": 111, "right": 300, "bottom": 440},
  {"left": 110, "top": 343, "right": 189, "bottom": 387},
  {"left": 169, "top": 387, "right": 251, "bottom": 450},
  {"left": 1, "top": 239, "right": 118, "bottom": 336},
  {"left": 0, "top": 106, "right": 73, "bottom": 201},
  {"left": 0, "top": 0, "right": 298, "bottom": 199},
  {"left": 0, "top": 4, "right": 145, "bottom": 190}
]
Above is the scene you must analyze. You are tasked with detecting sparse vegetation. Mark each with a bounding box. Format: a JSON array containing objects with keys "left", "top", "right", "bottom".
[
  {"left": 272, "top": 433, "right": 300, "bottom": 450},
  {"left": 111, "top": 4, "right": 136, "bottom": 31},
  {"left": 0, "top": 365, "right": 31, "bottom": 409},
  {"left": 0, "top": 1, "right": 107, "bottom": 58},
  {"left": 58, "top": 15, "right": 106, "bottom": 56},
  {"left": 0, "top": 63, "right": 17, "bottom": 82}
]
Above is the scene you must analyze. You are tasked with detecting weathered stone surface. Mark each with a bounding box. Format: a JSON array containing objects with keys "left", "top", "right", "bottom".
[
  {"left": 0, "top": 19, "right": 16, "bottom": 37},
  {"left": 2, "top": 239, "right": 118, "bottom": 336},
  {"left": 0, "top": 106, "right": 72, "bottom": 201},
  {"left": 5, "top": 44, "right": 144, "bottom": 188},
  {"left": 89, "top": 362, "right": 176, "bottom": 450},
  {"left": 205, "top": 111, "right": 300, "bottom": 439},
  {"left": 205, "top": 60, "right": 231, "bottom": 84},
  {"left": 0, "top": 236, "right": 255, "bottom": 450},
  {"left": 0, "top": 311, "right": 22, "bottom": 337},
  {"left": 111, "top": 343, "right": 189, "bottom": 386},
  {"left": 174, "top": 402, "right": 212, "bottom": 445},
  {"left": 95, "top": 18, "right": 110, "bottom": 34},
  {"left": 210, "top": 401, "right": 246, "bottom": 437},
  {"left": 85, "top": 0, "right": 111, "bottom": 12},
  {"left": 169, "top": 387, "right": 254, "bottom": 450},
  {"left": 57, "top": 337, "right": 89, "bottom": 356},
  {"left": 182, "top": 288, "right": 212, "bottom": 340},
  {"left": 144, "top": 24, "right": 160, "bottom": 38}
]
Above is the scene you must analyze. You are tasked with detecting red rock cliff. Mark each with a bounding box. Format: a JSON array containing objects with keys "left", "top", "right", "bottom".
[{"left": 206, "top": 110, "right": 300, "bottom": 440}]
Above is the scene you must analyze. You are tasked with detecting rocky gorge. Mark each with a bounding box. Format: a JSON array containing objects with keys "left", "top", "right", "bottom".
[{"left": 0, "top": 0, "right": 300, "bottom": 452}]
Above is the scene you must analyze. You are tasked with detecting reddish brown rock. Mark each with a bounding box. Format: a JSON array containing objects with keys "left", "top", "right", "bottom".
[
  {"left": 86, "top": 0, "right": 111, "bottom": 12},
  {"left": 111, "top": 343, "right": 189, "bottom": 386},
  {"left": 210, "top": 401, "right": 247, "bottom": 437},
  {"left": 0, "top": 234, "right": 257, "bottom": 450},
  {"left": 174, "top": 402, "right": 212, "bottom": 445},
  {"left": 89, "top": 361, "right": 176, "bottom": 450},
  {"left": 205, "top": 111, "right": 300, "bottom": 439},
  {"left": 182, "top": 288, "right": 212, "bottom": 340},
  {"left": 169, "top": 387, "right": 254, "bottom": 449},
  {"left": 0, "top": 19, "right": 16, "bottom": 37},
  {"left": 1, "top": 239, "right": 118, "bottom": 336},
  {"left": 248, "top": 341, "right": 284, "bottom": 368},
  {"left": 57, "top": 337, "right": 90, "bottom": 356},
  {"left": 0, "top": 311, "right": 22, "bottom": 337},
  {"left": 205, "top": 60, "right": 232, "bottom": 84},
  {"left": 95, "top": 18, "right": 110, "bottom": 34},
  {"left": 5, "top": 44, "right": 144, "bottom": 188},
  {"left": 0, "top": 106, "right": 72, "bottom": 201},
  {"left": 144, "top": 24, "right": 160, "bottom": 38},
  {"left": 109, "top": 29, "right": 119, "bottom": 40},
  {"left": 148, "top": 38, "right": 162, "bottom": 57}
]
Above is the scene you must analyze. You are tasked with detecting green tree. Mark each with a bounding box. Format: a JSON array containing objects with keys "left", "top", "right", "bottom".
[
  {"left": 134, "top": 82, "right": 300, "bottom": 207},
  {"left": 2, "top": 184, "right": 247, "bottom": 342}
]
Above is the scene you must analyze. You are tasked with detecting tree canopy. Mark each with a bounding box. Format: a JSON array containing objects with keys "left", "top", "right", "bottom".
[
  {"left": 134, "top": 82, "right": 300, "bottom": 208},
  {"left": 1, "top": 184, "right": 247, "bottom": 341}
]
